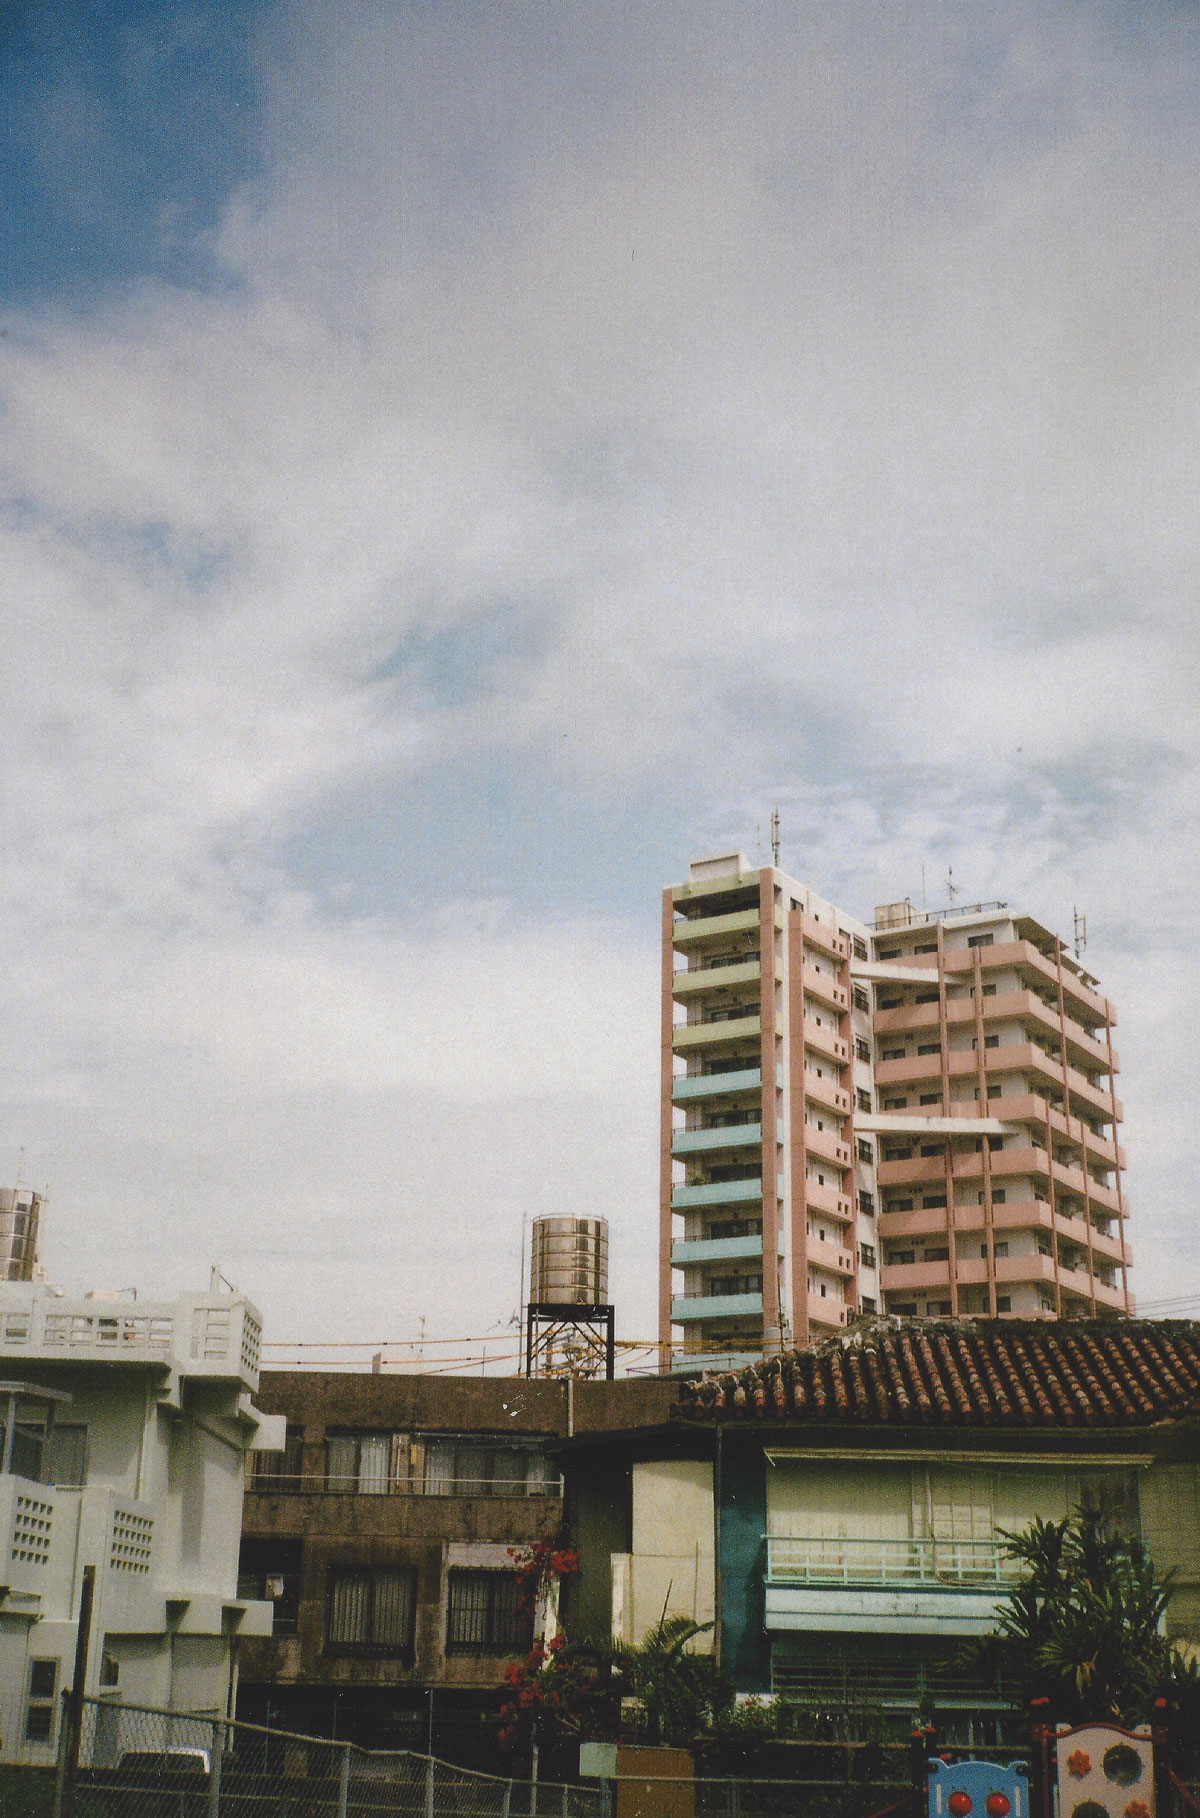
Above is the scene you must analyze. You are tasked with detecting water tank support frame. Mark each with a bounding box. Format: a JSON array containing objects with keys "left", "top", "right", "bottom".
[{"left": 524, "top": 1302, "right": 616, "bottom": 1381}]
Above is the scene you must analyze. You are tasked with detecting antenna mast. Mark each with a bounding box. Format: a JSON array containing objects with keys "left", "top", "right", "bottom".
[
  {"left": 770, "top": 807, "right": 781, "bottom": 868},
  {"left": 945, "top": 866, "right": 959, "bottom": 907},
  {"left": 1073, "top": 908, "right": 1088, "bottom": 959}
]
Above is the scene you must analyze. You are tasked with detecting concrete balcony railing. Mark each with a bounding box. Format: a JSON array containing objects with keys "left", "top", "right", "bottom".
[
  {"left": 802, "top": 1018, "right": 849, "bottom": 1064},
  {"left": 673, "top": 959, "right": 764, "bottom": 999},
  {"left": 672, "top": 1123, "right": 763, "bottom": 1157},
  {"left": 765, "top": 1534, "right": 1021, "bottom": 1590},
  {"left": 672, "top": 906, "right": 779, "bottom": 949},
  {"left": 801, "top": 963, "right": 848, "bottom": 1013},
  {"left": 803, "top": 1070, "right": 851, "bottom": 1116},
  {"left": 674, "top": 1014, "right": 761, "bottom": 1051},
  {"left": 804, "top": 1124, "right": 852, "bottom": 1170},
  {"left": 671, "top": 1290, "right": 763, "bottom": 1323},
  {"left": 797, "top": 912, "right": 848, "bottom": 962},
  {"left": 671, "top": 1178, "right": 764, "bottom": 1210},
  {"left": 672, "top": 1066, "right": 765, "bottom": 1102}
]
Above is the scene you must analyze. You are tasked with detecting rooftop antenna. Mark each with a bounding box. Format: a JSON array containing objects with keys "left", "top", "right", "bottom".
[
  {"left": 769, "top": 807, "right": 781, "bottom": 868},
  {"left": 945, "top": 866, "right": 960, "bottom": 908},
  {"left": 1073, "top": 908, "right": 1088, "bottom": 960}
]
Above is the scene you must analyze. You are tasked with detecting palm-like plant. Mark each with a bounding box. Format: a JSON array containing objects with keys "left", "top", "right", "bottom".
[
  {"left": 979, "top": 1505, "right": 1175, "bottom": 1724},
  {"left": 616, "top": 1612, "right": 726, "bottom": 1746}
]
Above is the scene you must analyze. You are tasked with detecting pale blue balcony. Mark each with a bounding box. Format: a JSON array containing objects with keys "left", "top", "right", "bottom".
[
  {"left": 671, "top": 1124, "right": 762, "bottom": 1157},
  {"left": 672, "top": 1066, "right": 781, "bottom": 1102},
  {"left": 671, "top": 1235, "right": 763, "bottom": 1266},
  {"left": 671, "top": 1291, "right": 763, "bottom": 1322},
  {"left": 765, "top": 1536, "right": 1020, "bottom": 1590},
  {"left": 670, "top": 1348, "right": 762, "bottom": 1375},
  {"left": 671, "top": 1179, "right": 763, "bottom": 1210}
]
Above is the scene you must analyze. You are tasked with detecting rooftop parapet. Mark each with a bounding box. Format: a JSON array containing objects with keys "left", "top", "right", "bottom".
[{"left": 0, "top": 1282, "right": 263, "bottom": 1391}]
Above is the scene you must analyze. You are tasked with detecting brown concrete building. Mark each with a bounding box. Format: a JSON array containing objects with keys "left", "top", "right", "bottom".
[{"left": 236, "top": 1371, "right": 571, "bottom": 1760}]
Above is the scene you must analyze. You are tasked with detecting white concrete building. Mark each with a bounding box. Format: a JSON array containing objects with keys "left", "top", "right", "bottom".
[{"left": 0, "top": 1280, "right": 284, "bottom": 1763}]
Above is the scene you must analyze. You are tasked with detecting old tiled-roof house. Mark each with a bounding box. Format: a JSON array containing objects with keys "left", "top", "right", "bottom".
[{"left": 559, "top": 1319, "right": 1200, "bottom": 1745}]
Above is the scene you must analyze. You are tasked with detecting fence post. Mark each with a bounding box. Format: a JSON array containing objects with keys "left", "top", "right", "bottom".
[
  {"left": 207, "top": 1717, "right": 225, "bottom": 1818},
  {"left": 337, "top": 1742, "right": 351, "bottom": 1818},
  {"left": 561, "top": 1782, "right": 569, "bottom": 1817},
  {"left": 502, "top": 1780, "right": 512, "bottom": 1818},
  {"left": 54, "top": 1563, "right": 97, "bottom": 1818},
  {"left": 425, "top": 1749, "right": 436, "bottom": 1818}
]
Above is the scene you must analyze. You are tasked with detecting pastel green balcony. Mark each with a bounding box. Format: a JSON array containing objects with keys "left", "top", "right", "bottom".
[
  {"left": 671, "top": 1235, "right": 764, "bottom": 1266},
  {"left": 671, "top": 1124, "right": 762, "bottom": 1157},
  {"left": 671, "top": 1291, "right": 763, "bottom": 1322},
  {"left": 671, "top": 1179, "right": 763, "bottom": 1210}
]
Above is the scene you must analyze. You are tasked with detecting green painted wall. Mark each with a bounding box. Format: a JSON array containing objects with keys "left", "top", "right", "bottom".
[{"left": 718, "top": 1431, "right": 769, "bottom": 1692}]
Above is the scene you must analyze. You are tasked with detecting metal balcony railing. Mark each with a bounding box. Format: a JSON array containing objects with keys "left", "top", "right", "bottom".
[{"left": 765, "top": 1533, "right": 1022, "bottom": 1588}]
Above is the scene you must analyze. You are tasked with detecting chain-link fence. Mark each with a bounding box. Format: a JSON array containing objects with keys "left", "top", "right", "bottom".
[{"left": 72, "top": 1699, "right": 604, "bottom": 1818}]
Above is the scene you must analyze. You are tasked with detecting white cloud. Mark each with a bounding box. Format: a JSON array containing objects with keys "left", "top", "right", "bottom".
[{"left": 1, "top": 0, "right": 1198, "bottom": 1344}]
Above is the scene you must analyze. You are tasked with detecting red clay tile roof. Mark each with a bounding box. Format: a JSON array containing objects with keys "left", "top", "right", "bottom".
[{"left": 675, "top": 1319, "right": 1200, "bottom": 1427}]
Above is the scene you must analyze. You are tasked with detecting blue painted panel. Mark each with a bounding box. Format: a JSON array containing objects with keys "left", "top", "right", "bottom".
[{"left": 718, "top": 1432, "right": 770, "bottom": 1693}]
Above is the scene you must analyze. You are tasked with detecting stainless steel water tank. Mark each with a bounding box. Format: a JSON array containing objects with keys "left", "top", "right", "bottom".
[{"left": 530, "top": 1217, "right": 609, "bottom": 1306}]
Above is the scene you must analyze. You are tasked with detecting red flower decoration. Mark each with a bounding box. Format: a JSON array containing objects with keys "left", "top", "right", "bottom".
[
  {"left": 1125, "top": 1803, "right": 1151, "bottom": 1818},
  {"left": 1066, "top": 1751, "right": 1092, "bottom": 1778}
]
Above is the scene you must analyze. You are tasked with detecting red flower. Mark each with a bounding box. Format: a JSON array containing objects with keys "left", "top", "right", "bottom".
[
  {"left": 1066, "top": 1751, "right": 1092, "bottom": 1778},
  {"left": 1124, "top": 1804, "right": 1151, "bottom": 1818}
]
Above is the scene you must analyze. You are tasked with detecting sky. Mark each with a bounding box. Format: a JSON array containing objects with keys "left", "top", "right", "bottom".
[{"left": 1, "top": 0, "right": 1198, "bottom": 1361}]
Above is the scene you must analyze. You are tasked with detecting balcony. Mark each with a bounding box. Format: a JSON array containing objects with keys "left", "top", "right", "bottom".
[
  {"left": 672, "top": 906, "right": 778, "bottom": 948},
  {"left": 797, "top": 912, "right": 848, "bottom": 961},
  {"left": 671, "top": 1290, "right": 763, "bottom": 1322},
  {"left": 672, "top": 1066, "right": 764, "bottom": 1102},
  {"left": 804, "top": 1125, "right": 852, "bottom": 1169},
  {"left": 674, "top": 1013, "right": 761, "bottom": 1051},
  {"left": 766, "top": 1535, "right": 1020, "bottom": 1590},
  {"left": 803, "top": 1070, "right": 850, "bottom": 1116},
  {"left": 673, "top": 958, "right": 771, "bottom": 999},
  {"left": 803, "top": 1018, "right": 848, "bottom": 1064},
  {"left": 672, "top": 1124, "right": 762, "bottom": 1157},
  {"left": 801, "top": 963, "right": 848, "bottom": 1013},
  {"left": 671, "top": 1178, "right": 764, "bottom": 1210},
  {"left": 671, "top": 1235, "right": 764, "bottom": 1266}
]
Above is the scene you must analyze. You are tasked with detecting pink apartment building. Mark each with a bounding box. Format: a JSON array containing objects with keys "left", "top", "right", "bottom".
[{"left": 661, "top": 853, "right": 1132, "bottom": 1373}]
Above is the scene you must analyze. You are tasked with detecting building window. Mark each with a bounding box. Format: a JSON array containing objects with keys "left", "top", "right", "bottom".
[
  {"left": 917, "top": 1043, "right": 940, "bottom": 1056},
  {"left": 883, "top": 1097, "right": 907, "bottom": 1110},
  {"left": 249, "top": 1425, "right": 305, "bottom": 1489},
  {"left": 984, "top": 1035, "right": 999, "bottom": 1049},
  {"left": 446, "top": 1571, "right": 529, "bottom": 1654},
  {"left": 890, "top": 1301, "right": 917, "bottom": 1316},
  {"left": 859, "top": 1243, "right": 876, "bottom": 1269},
  {"left": 25, "top": 1660, "right": 57, "bottom": 1743},
  {"left": 992, "top": 1189, "right": 1006, "bottom": 1204},
  {"left": 856, "top": 1090, "right": 872, "bottom": 1113},
  {"left": 860, "top": 1296, "right": 876, "bottom": 1313},
  {"left": 996, "top": 1296, "right": 1012, "bottom": 1312},
  {"left": 923, "top": 1246, "right": 949, "bottom": 1263},
  {"left": 856, "top": 1139, "right": 873, "bottom": 1164},
  {"left": 326, "top": 1567, "right": 415, "bottom": 1655},
  {"left": 919, "top": 1093, "right": 940, "bottom": 1105},
  {"left": 44, "top": 1423, "right": 88, "bottom": 1487},
  {"left": 982, "top": 983, "right": 997, "bottom": 997},
  {"left": 882, "top": 1048, "right": 905, "bottom": 1062},
  {"left": 993, "top": 1242, "right": 1009, "bottom": 1258},
  {"left": 852, "top": 937, "right": 868, "bottom": 961},
  {"left": 326, "top": 1431, "right": 400, "bottom": 1494},
  {"left": 423, "top": 1438, "right": 557, "bottom": 1497},
  {"left": 967, "top": 934, "right": 994, "bottom": 948},
  {"left": 922, "top": 1195, "right": 947, "bottom": 1210},
  {"left": 852, "top": 987, "right": 869, "bottom": 1012},
  {"left": 914, "top": 990, "right": 939, "bottom": 1005},
  {"left": 239, "top": 1538, "right": 303, "bottom": 1635}
]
